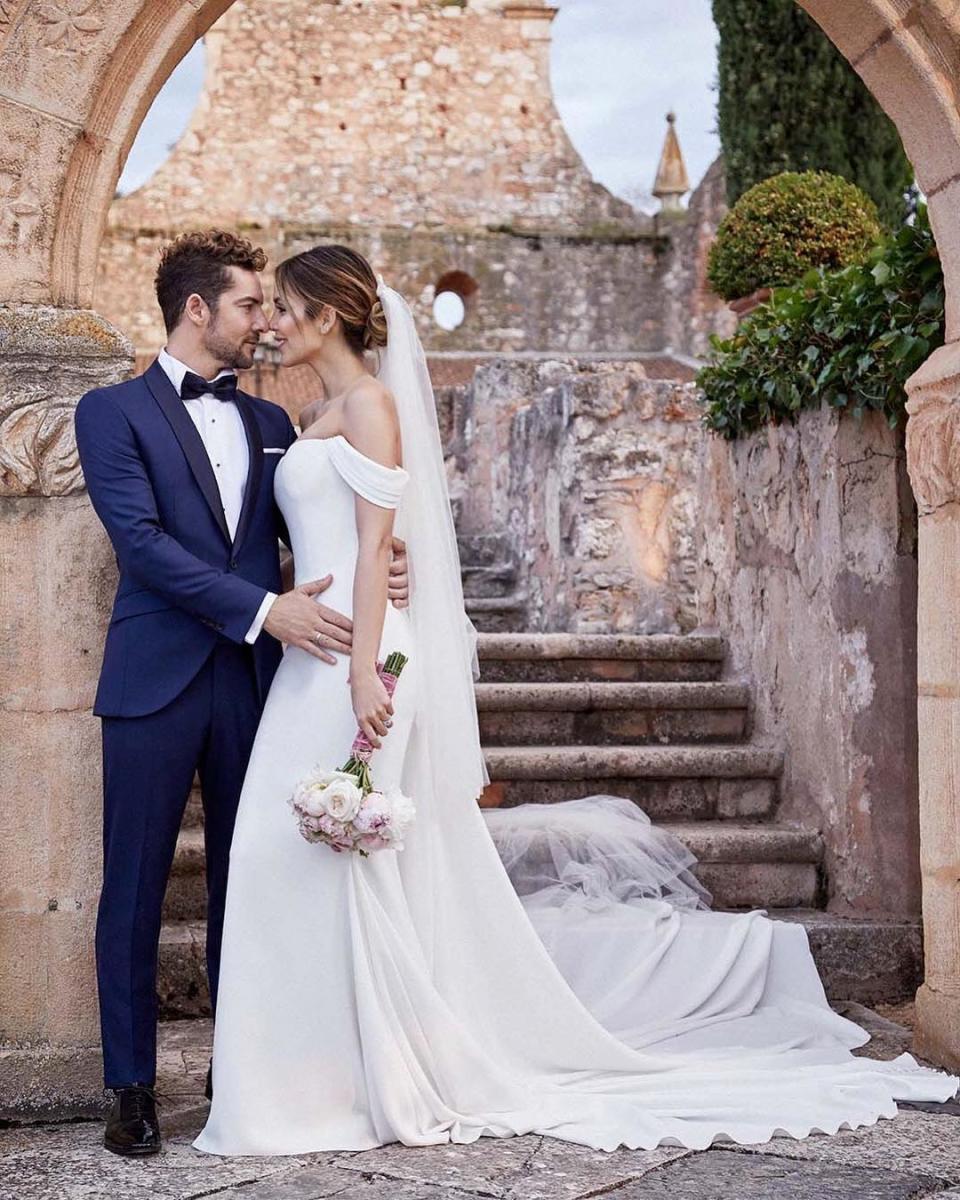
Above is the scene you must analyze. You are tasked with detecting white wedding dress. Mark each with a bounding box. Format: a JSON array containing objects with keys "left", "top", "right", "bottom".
[{"left": 194, "top": 429, "right": 956, "bottom": 1158}]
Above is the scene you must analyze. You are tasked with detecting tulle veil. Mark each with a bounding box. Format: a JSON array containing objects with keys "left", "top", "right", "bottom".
[{"left": 374, "top": 280, "right": 711, "bottom": 920}]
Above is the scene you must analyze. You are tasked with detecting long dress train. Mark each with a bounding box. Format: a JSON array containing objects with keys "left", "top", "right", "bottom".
[{"left": 194, "top": 433, "right": 956, "bottom": 1157}]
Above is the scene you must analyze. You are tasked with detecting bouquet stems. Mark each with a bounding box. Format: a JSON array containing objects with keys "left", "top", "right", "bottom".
[{"left": 341, "top": 651, "right": 408, "bottom": 794}]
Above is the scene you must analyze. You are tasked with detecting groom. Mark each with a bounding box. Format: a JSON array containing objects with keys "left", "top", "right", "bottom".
[{"left": 75, "top": 230, "right": 408, "bottom": 1156}]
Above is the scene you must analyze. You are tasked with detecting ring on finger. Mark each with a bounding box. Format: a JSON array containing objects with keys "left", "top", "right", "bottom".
[{"left": 313, "top": 631, "right": 324, "bottom": 647}]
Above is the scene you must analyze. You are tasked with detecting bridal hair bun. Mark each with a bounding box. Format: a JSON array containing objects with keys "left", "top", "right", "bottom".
[
  {"left": 275, "top": 243, "right": 385, "bottom": 356},
  {"left": 363, "top": 298, "right": 388, "bottom": 350}
]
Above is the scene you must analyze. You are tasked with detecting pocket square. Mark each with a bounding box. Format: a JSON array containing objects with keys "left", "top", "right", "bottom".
[{"left": 263, "top": 447, "right": 286, "bottom": 455}]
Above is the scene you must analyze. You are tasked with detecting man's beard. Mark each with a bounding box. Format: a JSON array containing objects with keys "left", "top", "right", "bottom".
[{"left": 203, "top": 322, "right": 258, "bottom": 371}]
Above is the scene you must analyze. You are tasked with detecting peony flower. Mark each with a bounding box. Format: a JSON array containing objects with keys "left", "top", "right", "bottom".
[
  {"left": 354, "top": 792, "right": 388, "bottom": 834},
  {"left": 384, "top": 788, "right": 416, "bottom": 829}
]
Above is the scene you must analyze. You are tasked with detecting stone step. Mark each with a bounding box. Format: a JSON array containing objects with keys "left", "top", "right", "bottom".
[
  {"left": 461, "top": 562, "right": 520, "bottom": 599},
  {"left": 164, "top": 811, "right": 809, "bottom": 924},
  {"left": 466, "top": 596, "right": 528, "bottom": 633},
  {"left": 476, "top": 633, "right": 726, "bottom": 682},
  {"left": 183, "top": 741, "right": 781, "bottom": 838},
  {"left": 481, "top": 818, "right": 820, "bottom": 910},
  {"left": 183, "top": 786, "right": 203, "bottom": 829},
  {"left": 157, "top": 908, "right": 921, "bottom": 1020},
  {"left": 662, "top": 821, "right": 822, "bottom": 908},
  {"left": 475, "top": 681, "right": 750, "bottom": 744},
  {"left": 481, "top": 776, "right": 777, "bottom": 820},
  {"left": 482, "top": 742, "right": 781, "bottom": 819},
  {"left": 484, "top": 742, "right": 782, "bottom": 781},
  {"left": 163, "top": 826, "right": 207, "bottom": 922},
  {"left": 457, "top": 533, "right": 515, "bottom": 567}
]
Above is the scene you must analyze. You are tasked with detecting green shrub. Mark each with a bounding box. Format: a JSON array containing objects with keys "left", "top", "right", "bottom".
[
  {"left": 697, "top": 207, "right": 944, "bottom": 440},
  {"left": 707, "top": 171, "right": 883, "bottom": 302}
]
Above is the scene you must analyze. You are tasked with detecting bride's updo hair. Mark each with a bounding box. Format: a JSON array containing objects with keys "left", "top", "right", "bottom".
[{"left": 275, "top": 244, "right": 388, "bottom": 354}]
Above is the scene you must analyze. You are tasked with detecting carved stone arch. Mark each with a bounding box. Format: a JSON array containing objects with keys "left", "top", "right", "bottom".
[{"left": 50, "top": 0, "right": 235, "bottom": 306}]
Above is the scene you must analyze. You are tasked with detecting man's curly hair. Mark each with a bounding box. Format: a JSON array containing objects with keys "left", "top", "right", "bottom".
[{"left": 155, "top": 230, "right": 268, "bottom": 334}]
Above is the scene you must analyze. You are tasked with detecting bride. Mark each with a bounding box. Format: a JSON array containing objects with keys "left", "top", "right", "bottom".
[{"left": 195, "top": 245, "right": 956, "bottom": 1156}]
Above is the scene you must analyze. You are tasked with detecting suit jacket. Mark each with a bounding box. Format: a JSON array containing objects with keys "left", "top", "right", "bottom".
[{"left": 75, "top": 360, "right": 297, "bottom": 718}]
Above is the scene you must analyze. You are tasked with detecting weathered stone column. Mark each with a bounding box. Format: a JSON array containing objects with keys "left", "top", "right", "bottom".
[
  {"left": 0, "top": 306, "right": 131, "bottom": 1118},
  {"left": 906, "top": 340, "right": 960, "bottom": 1070}
]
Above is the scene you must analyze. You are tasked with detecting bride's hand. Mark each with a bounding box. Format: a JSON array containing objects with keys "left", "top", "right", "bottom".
[{"left": 350, "top": 666, "right": 394, "bottom": 749}]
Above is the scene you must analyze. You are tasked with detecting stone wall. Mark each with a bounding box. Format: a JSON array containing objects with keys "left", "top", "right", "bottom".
[
  {"left": 662, "top": 157, "right": 737, "bottom": 360},
  {"left": 109, "top": 0, "right": 635, "bottom": 234},
  {"left": 697, "top": 406, "right": 920, "bottom": 918},
  {"left": 444, "top": 359, "right": 704, "bottom": 634},
  {"left": 94, "top": 0, "right": 736, "bottom": 373},
  {"left": 0, "top": 306, "right": 131, "bottom": 1117},
  {"left": 95, "top": 0, "right": 670, "bottom": 362},
  {"left": 98, "top": 225, "right": 668, "bottom": 360}
]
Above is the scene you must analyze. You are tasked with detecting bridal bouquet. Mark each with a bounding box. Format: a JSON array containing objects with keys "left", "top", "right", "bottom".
[{"left": 289, "top": 651, "right": 415, "bottom": 855}]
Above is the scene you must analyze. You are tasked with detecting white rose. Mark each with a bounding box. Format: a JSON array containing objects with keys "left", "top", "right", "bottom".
[
  {"left": 317, "top": 773, "right": 363, "bottom": 822},
  {"left": 294, "top": 770, "right": 357, "bottom": 818}
]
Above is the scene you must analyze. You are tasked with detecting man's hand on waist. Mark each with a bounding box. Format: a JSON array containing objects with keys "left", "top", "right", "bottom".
[{"left": 263, "top": 576, "right": 353, "bottom": 663}]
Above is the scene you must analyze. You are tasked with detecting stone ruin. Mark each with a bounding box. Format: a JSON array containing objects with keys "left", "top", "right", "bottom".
[
  {"left": 97, "top": 0, "right": 731, "bottom": 368},
  {"left": 94, "top": 0, "right": 733, "bottom": 636}
]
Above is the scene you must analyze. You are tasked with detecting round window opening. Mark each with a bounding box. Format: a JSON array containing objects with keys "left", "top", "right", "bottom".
[
  {"left": 433, "top": 290, "right": 466, "bottom": 331},
  {"left": 432, "top": 269, "right": 478, "bottom": 332}
]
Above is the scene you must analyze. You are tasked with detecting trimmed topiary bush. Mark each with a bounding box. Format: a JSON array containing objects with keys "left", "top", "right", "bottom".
[
  {"left": 707, "top": 170, "right": 884, "bottom": 302},
  {"left": 697, "top": 207, "right": 944, "bottom": 440}
]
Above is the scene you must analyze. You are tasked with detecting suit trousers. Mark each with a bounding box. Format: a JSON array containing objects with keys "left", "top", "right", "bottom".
[{"left": 96, "top": 640, "right": 263, "bottom": 1088}]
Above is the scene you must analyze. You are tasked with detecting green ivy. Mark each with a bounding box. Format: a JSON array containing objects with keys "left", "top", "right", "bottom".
[{"left": 697, "top": 208, "right": 944, "bottom": 439}]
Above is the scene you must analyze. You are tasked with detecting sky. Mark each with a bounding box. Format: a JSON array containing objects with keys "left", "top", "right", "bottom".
[{"left": 117, "top": 0, "right": 721, "bottom": 209}]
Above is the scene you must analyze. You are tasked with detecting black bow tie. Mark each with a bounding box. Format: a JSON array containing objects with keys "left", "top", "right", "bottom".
[{"left": 180, "top": 371, "right": 238, "bottom": 403}]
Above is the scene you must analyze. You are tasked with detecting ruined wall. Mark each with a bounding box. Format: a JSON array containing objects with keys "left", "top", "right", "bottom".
[
  {"left": 662, "top": 156, "right": 737, "bottom": 360},
  {"left": 99, "top": 224, "right": 668, "bottom": 360},
  {"left": 109, "top": 0, "right": 637, "bottom": 234},
  {"left": 697, "top": 407, "right": 920, "bottom": 917},
  {"left": 96, "top": 0, "right": 682, "bottom": 361},
  {"left": 445, "top": 359, "right": 704, "bottom": 634}
]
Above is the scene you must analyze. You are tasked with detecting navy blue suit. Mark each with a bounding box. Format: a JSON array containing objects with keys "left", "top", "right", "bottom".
[{"left": 75, "top": 360, "right": 297, "bottom": 1087}]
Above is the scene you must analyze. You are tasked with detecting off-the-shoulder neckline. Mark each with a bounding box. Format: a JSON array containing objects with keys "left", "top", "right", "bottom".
[{"left": 292, "top": 433, "right": 407, "bottom": 474}]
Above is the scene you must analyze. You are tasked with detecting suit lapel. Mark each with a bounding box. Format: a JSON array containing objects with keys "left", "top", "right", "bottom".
[
  {"left": 232, "top": 390, "right": 263, "bottom": 554},
  {"left": 144, "top": 360, "right": 231, "bottom": 546}
]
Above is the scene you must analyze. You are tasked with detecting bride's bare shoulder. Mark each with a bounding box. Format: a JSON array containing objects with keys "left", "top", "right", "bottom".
[
  {"left": 342, "top": 376, "right": 401, "bottom": 467},
  {"left": 298, "top": 397, "right": 325, "bottom": 430}
]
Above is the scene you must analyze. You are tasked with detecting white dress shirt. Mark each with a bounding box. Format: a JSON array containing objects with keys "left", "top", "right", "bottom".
[{"left": 157, "top": 349, "right": 276, "bottom": 644}]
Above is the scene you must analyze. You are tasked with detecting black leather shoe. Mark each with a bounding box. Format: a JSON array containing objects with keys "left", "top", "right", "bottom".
[
  {"left": 204, "top": 1060, "right": 213, "bottom": 1102},
  {"left": 103, "top": 1086, "right": 161, "bottom": 1156}
]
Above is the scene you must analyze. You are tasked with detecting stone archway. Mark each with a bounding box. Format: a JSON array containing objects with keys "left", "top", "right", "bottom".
[{"left": 3, "top": 0, "right": 960, "bottom": 1115}]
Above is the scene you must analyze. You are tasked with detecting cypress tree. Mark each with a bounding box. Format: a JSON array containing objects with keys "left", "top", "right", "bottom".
[{"left": 712, "top": 0, "right": 914, "bottom": 227}]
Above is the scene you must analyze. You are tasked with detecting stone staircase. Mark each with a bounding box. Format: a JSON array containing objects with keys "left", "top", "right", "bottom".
[
  {"left": 458, "top": 533, "right": 527, "bottom": 633},
  {"left": 158, "top": 632, "right": 922, "bottom": 1019}
]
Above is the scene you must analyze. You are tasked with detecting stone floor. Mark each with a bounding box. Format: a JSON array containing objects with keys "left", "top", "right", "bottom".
[{"left": 3, "top": 1008, "right": 960, "bottom": 1200}]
